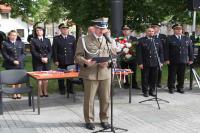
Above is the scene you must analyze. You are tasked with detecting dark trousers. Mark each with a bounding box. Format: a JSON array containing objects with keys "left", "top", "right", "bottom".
[
  {"left": 58, "top": 65, "right": 73, "bottom": 94},
  {"left": 141, "top": 66, "right": 158, "bottom": 93},
  {"left": 168, "top": 63, "right": 186, "bottom": 90},
  {"left": 157, "top": 69, "right": 162, "bottom": 86},
  {"left": 120, "top": 61, "right": 138, "bottom": 88}
]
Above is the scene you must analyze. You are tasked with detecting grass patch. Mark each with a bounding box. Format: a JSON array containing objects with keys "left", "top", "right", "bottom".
[{"left": 0, "top": 56, "right": 199, "bottom": 93}]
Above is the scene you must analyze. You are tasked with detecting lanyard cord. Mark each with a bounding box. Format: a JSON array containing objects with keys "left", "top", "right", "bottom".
[{"left": 82, "top": 36, "right": 100, "bottom": 55}]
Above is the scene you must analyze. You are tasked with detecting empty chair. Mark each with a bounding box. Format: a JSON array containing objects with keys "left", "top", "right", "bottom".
[{"left": 0, "top": 69, "right": 35, "bottom": 115}]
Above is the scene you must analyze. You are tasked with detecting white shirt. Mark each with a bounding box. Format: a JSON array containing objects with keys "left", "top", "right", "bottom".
[
  {"left": 175, "top": 35, "right": 181, "bottom": 39},
  {"left": 38, "top": 37, "right": 43, "bottom": 41},
  {"left": 155, "top": 34, "right": 159, "bottom": 38},
  {"left": 11, "top": 41, "right": 15, "bottom": 44},
  {"left": 62, "top": 35, "right": 68, "bottom": 39}
]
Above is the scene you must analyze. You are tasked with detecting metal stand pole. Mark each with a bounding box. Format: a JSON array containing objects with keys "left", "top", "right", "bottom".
[
  {"left": 93, "top": 41, "right": 128, "bottom": 133},
  {"left": 139, "top": 39, "right": 169, "bottom": 109}
]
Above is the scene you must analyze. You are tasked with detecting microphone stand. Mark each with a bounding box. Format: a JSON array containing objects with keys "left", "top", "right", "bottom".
[
  {"left": 191, "top": 67, "right": 200, "bottom": 89},
  {"left": 139, "top": 38, "right": 169, "bottom": 109},
  {"left": 93, "top": 39, "right": 128, "bottom": 133}
]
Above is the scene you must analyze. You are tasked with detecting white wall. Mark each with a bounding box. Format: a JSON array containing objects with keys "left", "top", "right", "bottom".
[{"left": 0, "top": 15, "right": 29, "bottom": 43}]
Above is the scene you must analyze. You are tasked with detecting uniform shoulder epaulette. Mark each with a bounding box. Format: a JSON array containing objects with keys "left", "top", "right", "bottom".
[{"left": 138, "top": 37, "right": 145, "bottom": 41}]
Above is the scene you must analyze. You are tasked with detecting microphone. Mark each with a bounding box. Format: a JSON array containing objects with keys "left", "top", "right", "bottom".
[{"left": 103, "top": 33, "right": 112, "bottom": 43}]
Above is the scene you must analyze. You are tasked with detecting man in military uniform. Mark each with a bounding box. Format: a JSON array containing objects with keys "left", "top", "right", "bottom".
[
  {"left": 151, "top": 23, "right": 167, "bottom": 88},
  {"left": 136, "top": 27, "right": 164, "bottom": 97},
  {"left": 52, "top": 23, "right": 76, "bottom": 95},
  {"left": 165, "top": 24, "right": 193, "bottom": 94},
  {"left": 120, "top": 25, "right": 140, "bottom": 89},
  {"left": 75, "top": 18, "right": 115, "bottom": 130}
]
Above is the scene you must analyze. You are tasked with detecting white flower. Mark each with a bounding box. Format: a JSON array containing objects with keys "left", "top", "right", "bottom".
[
  {"left": 116, "top": 46, "right": 122, "bottom": 52},
  {"left": 125, "top": 54, "right": 132, "bottom": 59},
  {"left": 123, "top": 48, "right": 129, "bottom": 54},
  {"left": 116, "top": 42, "right": 121, "bottom": 46},
  {"left": 115, "top": 42, "right": 122, "bottom": 52},
  {"left": 125, "top": 43, "right": 132, "bottom": 48}
]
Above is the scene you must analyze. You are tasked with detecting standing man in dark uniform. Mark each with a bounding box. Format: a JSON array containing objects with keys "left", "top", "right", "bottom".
[
  {"left": 151, "top": 23, "right": 167, "bottom": 88},
  {"left": 165, "top": 24, "right": 193, "bottom": 94},
  {"left": 1, "top": 30, "right": 26, "bottom": 99},
  {"left": 120, "top": 25, "right": 140, "bottom": 89},
  {"left": 52, "top": 23, "right": 76, "bottom": 95},
  {"left": 136, "top": 27, "right": 164, "bottom": 97}
]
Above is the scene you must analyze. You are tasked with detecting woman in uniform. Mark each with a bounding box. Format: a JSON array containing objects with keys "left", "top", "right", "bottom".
[
  {"left": 30, "top": 27, "right": 52, "bottom": 97},
  {"left": 1, "top": 30, "right": 26, "bottom": 99}
]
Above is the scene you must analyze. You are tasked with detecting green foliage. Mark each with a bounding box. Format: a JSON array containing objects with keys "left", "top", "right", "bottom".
[
  {"left": 52, "top": 0, "right": 110, "bottom": 30},
  {"left": 1, "top": 0, "right": 200, "bottom": 32},
  {"left": 52, "top": 0, "right": 199, "bottom": 32},
  {"left": 124, "top": 0, "right": 193, "bottom": 32},
  {"left": 1, "top": 0, "right": 51, "bottom": 24}
]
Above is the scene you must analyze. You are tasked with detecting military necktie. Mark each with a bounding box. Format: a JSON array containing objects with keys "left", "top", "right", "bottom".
[
  {"left": 150, "top": 38, "right": 153, "bottom": 42},
  {"left": 97, "top": 38, "right": 101, "bottom": 43},
  {"left": 179, "top": 36, "right": 181, "bottom": 40},
  {"left": 177, "top": 35, "right": 181, "bottom": 40}
]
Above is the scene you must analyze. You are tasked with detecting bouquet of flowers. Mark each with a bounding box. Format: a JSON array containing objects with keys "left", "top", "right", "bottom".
[{"left": 115, "top": 36, "right": 137, "bottom": 62}]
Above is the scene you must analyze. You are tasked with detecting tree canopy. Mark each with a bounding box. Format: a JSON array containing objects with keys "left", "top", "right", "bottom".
[
  {"left": 1, "top": 0, "right": 200, "bottom": 32},
  {"left": 50, "top": 0, "right": 199, "bottom": 32}
]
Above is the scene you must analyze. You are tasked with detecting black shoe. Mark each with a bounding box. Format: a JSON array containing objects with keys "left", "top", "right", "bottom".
[
  {"left": 101, "top": 122, "right": 111, "bottom": 129},
  {"left": 59, "top": 91, "right": 66, "bottom": 95},
  {"left": 85, "top": 123, "right": 95, "bottom": 130},
  {"left": 177, "top": 89, "right": 184, "bottom": 94},
  {"left": 169, "top": 89, "right": 174, "bottom": 94},
  {"left": 149, "top": 92, "right": 156, "bottom": 97},
  {"left": 44, "top": 95, "right": 49, "bottom": 97},
  {"left": 17, "top": 96, "right": 22, "bottom": 99},
  {"left": 67, "top": 90, "right": 74, "bottom": 94},
  {"left": 157, "top": 84, "right": 162, "bottom": 88},
  {"left": 124, "top": 83, "right": 130, "bottom": 88},
  {"left": 143, "top": 93, "right": 149, "bottom": 97},
  {"left": 12, "top": 96, "right": 17, "bottom": 99},
  {"left": 132, "top": 86, "right": 141, "bottom": 90}
]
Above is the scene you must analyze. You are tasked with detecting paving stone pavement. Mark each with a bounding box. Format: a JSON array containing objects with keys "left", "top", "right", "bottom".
[{"left": 1, "top": 84, "right": 200, "bottom": 133}]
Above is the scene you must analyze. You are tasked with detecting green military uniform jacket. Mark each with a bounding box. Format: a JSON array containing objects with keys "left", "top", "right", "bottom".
[{"left": 75, "top": 34, "right": 115, "bottom": 80}]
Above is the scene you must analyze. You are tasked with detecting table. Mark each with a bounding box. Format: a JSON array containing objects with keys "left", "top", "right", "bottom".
[{"left": 28, "top": 69, "right": 133, "bottom": 115}]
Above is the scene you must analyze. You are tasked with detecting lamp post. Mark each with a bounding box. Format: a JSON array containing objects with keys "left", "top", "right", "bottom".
[{"left": 110, "top": 0, "right": 123, "bottom": 37}]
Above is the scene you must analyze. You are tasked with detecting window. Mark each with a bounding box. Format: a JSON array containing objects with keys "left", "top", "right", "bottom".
[
  {"left": 0, "top": 13, "right": 9, "bottom": 19},
  {"left": 46, "top": 27, "right": 53, "bottom": 37}
]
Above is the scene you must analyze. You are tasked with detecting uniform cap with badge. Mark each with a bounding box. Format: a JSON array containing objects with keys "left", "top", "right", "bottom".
[
  {"left": 34, "top": 26, "right": 45, "bottom": 30},
  {"left": 58, "top": 23, "right": 69, "bottom": 29},
  {"left": 172, "top": 24, "right": 183, "bottom": 29},
  {"left": 92, "top": 17, "right": 108, "bottom": 29},
  {"left": 151, "top": 23, "right": 162, "bottom": 28},
  {"left": 122, "top": 25, "right": 131, "bottom": 30}
]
